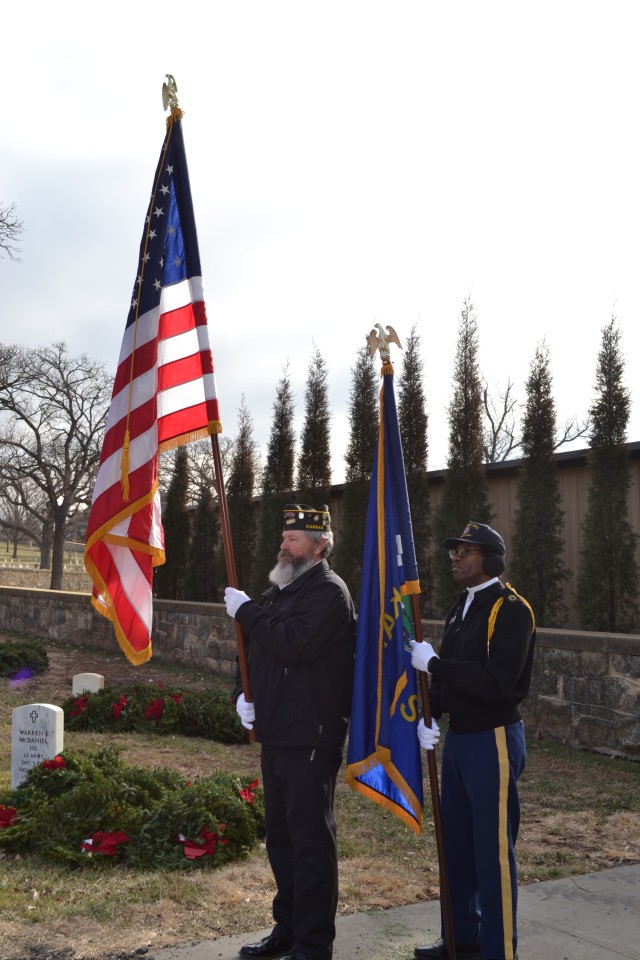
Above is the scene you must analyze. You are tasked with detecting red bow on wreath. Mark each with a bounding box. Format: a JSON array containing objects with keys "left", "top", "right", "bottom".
[
  {"left": 181, "top": 824, "right": 228, "bottom": 860},
  {"left": 81, "top": 830, "right": 130, "bottom": 856},
  {"left": 239, "top": 778, "right": 259, "bottom": 805},
  {"left": 43, "top": 756, "right": 67, "bottom": 770},
  {"left": 0, "top": 805, "right": 18, "bottom": 828}
]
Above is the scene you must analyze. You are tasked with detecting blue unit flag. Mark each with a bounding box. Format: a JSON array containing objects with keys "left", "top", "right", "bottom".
[{"left": 346, "top": 363, "right": 424, "bottom": 833}]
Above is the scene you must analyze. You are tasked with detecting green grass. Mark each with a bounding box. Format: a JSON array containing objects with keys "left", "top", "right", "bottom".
[
  {"left": 520, "top": 737, "right": 640, "bottom": 817},
  {"left": 0, "top": 862, "right": 219, "bottom": 925},
  {"left": 0, "top": 541, "right": 84, "bottom": 569}
]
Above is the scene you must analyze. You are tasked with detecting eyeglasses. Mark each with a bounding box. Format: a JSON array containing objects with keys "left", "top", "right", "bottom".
[{"left": 448, "top": 545, "right": 482, "bottom": 559}]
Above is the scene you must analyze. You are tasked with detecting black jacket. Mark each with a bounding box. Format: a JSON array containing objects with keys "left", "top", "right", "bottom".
[
  {"left": 235, "top": 560, "right": 357, "bottom": 750},
  {"left": 428, "top": 580, "right": 536, "bottom": 734}
]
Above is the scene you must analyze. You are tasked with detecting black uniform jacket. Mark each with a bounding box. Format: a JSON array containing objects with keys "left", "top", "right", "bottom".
[
  {"left": 428, "top": 580, "right": 536, "bottom": 734},
  {"left": 234, "top": 560, "right": 357, "bottom": 751}
]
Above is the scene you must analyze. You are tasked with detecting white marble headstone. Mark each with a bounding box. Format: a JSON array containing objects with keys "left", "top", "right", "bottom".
[
  {"left": 11, "top": 703, "right": 64, "bottom": 789},
  {"left": 72, "top": 672, "right": 104, "bottom": 695}
]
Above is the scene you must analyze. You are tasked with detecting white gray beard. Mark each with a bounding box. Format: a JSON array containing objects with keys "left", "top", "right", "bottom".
[{"left": 268, "top": 554, "right": 318, "bottom": 588}]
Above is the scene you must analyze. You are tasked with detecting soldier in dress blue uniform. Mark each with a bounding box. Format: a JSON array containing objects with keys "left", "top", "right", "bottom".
[{"left": 409, "top": 522, "right": 536, "bottom": 960}]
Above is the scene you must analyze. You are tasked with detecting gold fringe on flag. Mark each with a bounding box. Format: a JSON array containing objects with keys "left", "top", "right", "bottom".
[{"left": 157, "top": 421, "right": 223, "bottom": 454}]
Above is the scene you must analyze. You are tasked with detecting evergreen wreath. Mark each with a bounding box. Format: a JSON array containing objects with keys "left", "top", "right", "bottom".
[
  {"left": 0, "top": 747, "right": 264, "bottom": 869},
  {"left": 61, "top": 683, "right": 246, "bottom": 744}
]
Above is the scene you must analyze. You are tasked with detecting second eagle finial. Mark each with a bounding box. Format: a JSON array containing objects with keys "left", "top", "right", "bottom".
[{"left": 368, "top": 323, "right": 402, "bottom": 363}]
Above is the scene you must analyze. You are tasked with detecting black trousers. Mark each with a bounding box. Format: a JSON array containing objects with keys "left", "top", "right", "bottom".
[{"left": 261, "top": 744, "right": 343, "bottom": 960}]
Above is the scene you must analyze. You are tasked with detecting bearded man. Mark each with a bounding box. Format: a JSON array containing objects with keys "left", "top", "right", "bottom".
[{"left": 224, "top": 504, "right": 357, "bottom": 960}]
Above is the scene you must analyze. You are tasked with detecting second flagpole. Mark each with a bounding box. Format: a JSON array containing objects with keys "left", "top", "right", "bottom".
[
  {"left": 411, "top": 595, "right": 456, "bottom": 960},
  {"left": 209, "top": 432, "right": 255, "bottom": 742}
]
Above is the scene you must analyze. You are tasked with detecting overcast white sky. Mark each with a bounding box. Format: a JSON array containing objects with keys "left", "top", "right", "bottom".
[{"left": 3, "top": 1, "right": 639, "bottom": 481}]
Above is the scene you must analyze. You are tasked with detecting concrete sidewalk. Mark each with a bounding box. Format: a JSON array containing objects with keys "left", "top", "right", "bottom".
[{"left": 152, "top": 863, "right": 640, "bottom": 960}]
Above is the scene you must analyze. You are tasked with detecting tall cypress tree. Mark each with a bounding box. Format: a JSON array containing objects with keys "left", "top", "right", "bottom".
[
  {"left": 510, "top": 343, "right": 568, "bottom": 625},
  {"left": 433, "top": 298, "right": 491, "bottom": 614},
  {"left": 333, "top": 341, "right": 379, "bottom": 599},
  {"left": 397, "top": 324, "right": 432, "bottom": 614},
  {"left": 154, "top": 446, "right": 191, "bottom": 600},
  {"left": 577, "top": 317, "right": 639, "bottom": 631},
  {"left": 185, "top": 485, "right": 219, "bottom": 601},
  {"left": 252, "top": 368, "right": 296, "bottom": 593},
  {"left": 296, "top": 347, "right": 332, "bottom": 507},
  {"left": 225, "top": 397, "right": 258, "bottom": 592}
]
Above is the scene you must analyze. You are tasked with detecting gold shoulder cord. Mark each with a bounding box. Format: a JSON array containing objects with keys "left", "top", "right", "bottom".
[{"left": 486, "top": 583, "right": 536, "bottom": 658}]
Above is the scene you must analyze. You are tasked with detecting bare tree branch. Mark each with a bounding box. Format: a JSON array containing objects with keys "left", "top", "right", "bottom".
[
  {"left": 0, "top": 201, "right": 24, "bottom": 261},
  {"left": 483, "top": 378, "right": 520, "bottom": 462},
  {"left": 483, "top": 376, "right": 590, "bottom": 462},
  {"left": 554, "top": 416, "right": 591, "bottom": 450},
  {"left": 0, "top": 341, "right": 111, "bottom": 587}
]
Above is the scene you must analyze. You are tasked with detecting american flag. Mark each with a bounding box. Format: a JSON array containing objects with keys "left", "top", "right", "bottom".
[{"left": 84, "top": 109, "right": 221, "bottom": 665}]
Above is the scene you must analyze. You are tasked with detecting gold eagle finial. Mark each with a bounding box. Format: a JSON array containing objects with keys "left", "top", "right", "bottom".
[
  {"left": 368, "top": 323, "right": 402, "bottom": 363},
  {"left": 162, "top": 74, "right": 180, "bottom": 111}
]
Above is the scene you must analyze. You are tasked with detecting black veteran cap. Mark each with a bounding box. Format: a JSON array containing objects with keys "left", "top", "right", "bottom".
[
  {"left": 283, "top": 503, "right": 331, "bottom": 532},
  {"left": 444, "top": 520, "right": 506, "bottom": 557}
]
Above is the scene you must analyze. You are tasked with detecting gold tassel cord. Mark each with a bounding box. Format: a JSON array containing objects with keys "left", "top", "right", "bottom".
[
  {"left": 166, "top": 106, "right": 184, "bottom": 128},
  {"left": 120, "top": 429, "right": 131, "bottom": 501}
]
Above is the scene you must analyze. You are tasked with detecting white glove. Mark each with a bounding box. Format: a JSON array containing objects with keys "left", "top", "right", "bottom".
[
  {"left": 409, "top": 639, "right": 438, "bottom": 673},
  {"left": 235, "top": 693, "right": 256, "bottom": 730},
  {"left": 224, "top": 586, "right": 251, "bottom": 618},
  {"left": 417, "top": 717, "right": 440, "bottom": 751}
]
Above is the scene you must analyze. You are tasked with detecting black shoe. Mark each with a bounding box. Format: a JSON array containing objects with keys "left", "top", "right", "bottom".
[
  {"left": 414, "top": 938, "right": 481, "bottom": 960},
  {"left": 239, "top": 934, "right": 293, "bottom": 959}
]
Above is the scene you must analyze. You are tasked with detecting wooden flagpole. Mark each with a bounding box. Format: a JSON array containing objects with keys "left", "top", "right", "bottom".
[
  {"left": 209, "top": 432, "right": 255, "bottom": 742},
  {"left": 411, "top": 595, "right": 456, "bottom": 960}
]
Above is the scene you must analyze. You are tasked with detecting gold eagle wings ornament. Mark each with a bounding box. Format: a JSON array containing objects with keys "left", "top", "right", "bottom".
[
  {"left": 368, "top": 323, "right": 402, "bottom": 363},
  {"left": 162, "top": 74, "right": 180, "bottom": 111}
]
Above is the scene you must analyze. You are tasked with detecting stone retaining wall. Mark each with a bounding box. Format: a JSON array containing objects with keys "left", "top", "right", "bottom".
[
  {"left": 0, "top": 586, "right": 239, "bottom": 677},
  {"left": 1, "top": 585, "right": 638, "bottom": 760}
]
